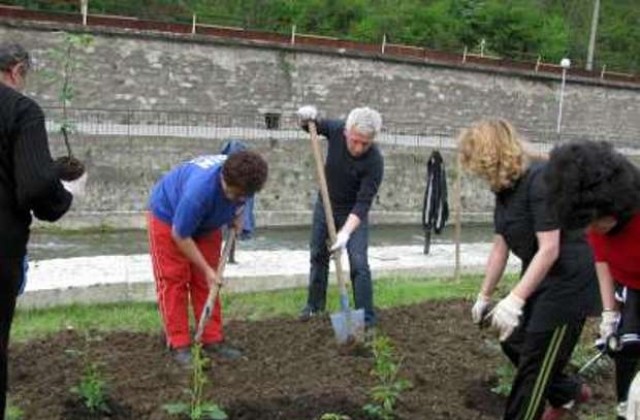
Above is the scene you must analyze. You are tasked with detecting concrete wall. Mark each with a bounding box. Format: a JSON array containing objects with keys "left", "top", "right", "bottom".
[{"left": 1, "top": 21, "right": 638, "bottom": 228}]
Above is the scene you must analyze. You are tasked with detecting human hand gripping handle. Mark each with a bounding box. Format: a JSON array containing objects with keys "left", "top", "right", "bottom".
[
  {"left": 487, "top": 292, "right": 525, "bottom": 341},
  {"left": 330, "top": 229, "right": 350, "bottom": 253},
  {"left": 471, "top": 293, "right": 491, "bottom": 325},
  {"left": 296, "top": 105, "right": 318, "bottom": 122},
  {"left": 600, "top": 310, "right": 620, "bottom": 340}
]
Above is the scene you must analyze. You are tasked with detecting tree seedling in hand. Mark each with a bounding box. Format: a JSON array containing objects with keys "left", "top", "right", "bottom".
[{"left": 45, "top": 32, "right": 93, "bottom": 181}]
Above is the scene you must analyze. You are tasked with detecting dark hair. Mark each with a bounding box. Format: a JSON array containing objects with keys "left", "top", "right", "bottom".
[
  {"left": 0, "top": 43, "right": 31, "bottom": 74},
  {"left": 546, "top": 140, "right": 640, "bottom": 229},
  {"left": 222, "top": 150, "right": 268, "bottom": 195}
]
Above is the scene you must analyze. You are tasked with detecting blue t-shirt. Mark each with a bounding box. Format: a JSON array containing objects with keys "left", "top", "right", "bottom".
[{"left": 149, "top": 155, "right": 240, "bottom": 238}]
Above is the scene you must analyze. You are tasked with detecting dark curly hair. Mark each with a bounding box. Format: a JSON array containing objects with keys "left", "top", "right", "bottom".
[
  {"left": 222, "top": 150, "right": 268, "bottom": 195},
  {"left": 545, "top": 140, "right": 640, "bottom": 229}
]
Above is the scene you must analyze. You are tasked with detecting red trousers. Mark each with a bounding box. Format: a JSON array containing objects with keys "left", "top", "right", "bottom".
[{"left": 147, "top": 213, "right": 223, "bottom": 348}]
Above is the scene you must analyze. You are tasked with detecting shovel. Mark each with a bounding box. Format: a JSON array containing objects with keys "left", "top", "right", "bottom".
[
  {"left": 308, "top": 121, "right": 365, "bottom": 344},
  {"left": 194, "top": 228, "right": 237, "bottom": 344}
]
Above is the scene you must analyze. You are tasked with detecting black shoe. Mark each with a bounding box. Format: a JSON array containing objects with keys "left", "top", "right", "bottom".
[
  {"left": 171, "top": 347, "right": 192, "bottom": 368},
  {"left": 299, "top": 305, "right": 324, "bottom": 322},
  {"left": 203, "top": 342, "right": 243, "bottom": 360}
]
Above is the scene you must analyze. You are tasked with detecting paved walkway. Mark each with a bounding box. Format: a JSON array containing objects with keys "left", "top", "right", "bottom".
[{"left": 19, "top": 243, "right": 519, "bottom": 309}]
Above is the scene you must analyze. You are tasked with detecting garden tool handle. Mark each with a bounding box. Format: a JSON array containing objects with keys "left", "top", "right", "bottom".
[
  {"left": 308, "top": 122, "right": 349, "bottom": 302},
  {"left": 194, "top": 229, "right": 238, "bottom": 343}
]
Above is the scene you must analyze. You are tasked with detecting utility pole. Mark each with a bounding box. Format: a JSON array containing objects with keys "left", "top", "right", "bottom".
[{"left": 586, "top": 0, "right": 600, "bottom": 71}]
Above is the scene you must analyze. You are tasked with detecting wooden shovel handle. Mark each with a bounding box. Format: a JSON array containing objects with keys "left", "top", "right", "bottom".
[
  {"left": 194, "top": 228, "right": 238, "bottom": 343},
  {"left": 308, "top": 122, "right": 348, "bottom": 296}
]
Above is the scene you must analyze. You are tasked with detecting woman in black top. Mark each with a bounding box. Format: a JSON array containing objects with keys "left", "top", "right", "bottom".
[{"left": 459, "top": 120, "right": 599, "bottom": 420}]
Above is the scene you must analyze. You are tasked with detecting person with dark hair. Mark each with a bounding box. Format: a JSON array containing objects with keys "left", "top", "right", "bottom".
[
  {"left": 295, "top": 105, "right": 384, "bottom": 330},
  {"left": 147, "top": 150, "right": 268, "bottom": 367},
  {"left": 547, "top": 140, "right": 640, "bottom": 419},
  {"left": 0, "top": 42, "right": 79, "bottom": 418},
  {"left": 460, "top": 120, "right": 599, "bottom": 420}
]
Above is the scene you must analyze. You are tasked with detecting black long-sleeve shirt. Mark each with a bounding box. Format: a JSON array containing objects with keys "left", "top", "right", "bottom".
[
  {"left": 0, "top": 83, "right": 72, "bottom": 257},
  {"left": 307, "top": 119, "right": 384, "bottom": 219}
]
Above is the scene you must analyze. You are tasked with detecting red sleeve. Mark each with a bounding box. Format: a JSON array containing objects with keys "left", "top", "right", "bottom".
[{"left": 587, "top": 229, "right": 607, "bottom": 262}]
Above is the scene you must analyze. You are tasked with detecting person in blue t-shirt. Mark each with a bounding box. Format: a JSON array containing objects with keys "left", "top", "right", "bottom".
[{"left": 147, "top": 150, "right": 268, "bottom": 367}]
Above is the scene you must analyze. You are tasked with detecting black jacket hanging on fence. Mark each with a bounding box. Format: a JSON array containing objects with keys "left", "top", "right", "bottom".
[{"left": 422, "top": 150, "right": 449, "bottom": 254}]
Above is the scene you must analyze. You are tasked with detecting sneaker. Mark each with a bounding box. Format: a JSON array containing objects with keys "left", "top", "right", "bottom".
[
  {"left": 541, "top": 383, "right": 593, "bottom": 420},
  {"left": 617, "top": 401, "right": 627, "bottom": 419},
  {"left": 298, "top": 305, "right": 324, "bottom": 322},
  {"left": 203, "top": 342, "right": 243, "bottom": 360},
  {"left": 171, "top": 347, "right": 192, "bottom": 368}
]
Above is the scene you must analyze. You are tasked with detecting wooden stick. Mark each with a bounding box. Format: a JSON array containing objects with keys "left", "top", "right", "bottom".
[
  {"left": 308, "top": 121, "right": 349, "bottom": 310},
  {"left": 194, "top": 229, "right": 237, "bottom": 343},
  {"left": 454, "top": 151, "right": 462, "bottom": 281}
]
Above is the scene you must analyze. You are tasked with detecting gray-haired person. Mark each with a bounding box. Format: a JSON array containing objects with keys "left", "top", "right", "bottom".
[
  {"left": 0, "top": 43, "right": 82, "bottom": 418},
  {"left": 296, "top": 105, "right": 384, "bottom": 329}
]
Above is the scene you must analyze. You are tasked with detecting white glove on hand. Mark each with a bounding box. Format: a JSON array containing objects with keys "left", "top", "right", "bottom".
[
  {"left": 330, "top": 229, "right": 350, "bottom": 253},
  {"left": 471, "top": 293, "right": 491, "bottom": 324},
  {"left": 61, "top": 172, "right": 88, "bottom": 197},
  {"left": 490, "top": 292, "right": 525, "bottom": 341},
  {"left": 600, "top": 310, "right": 620, "bottom": 339},
  {"left": 296, "top": 105, "right": 318, "bottom": 122}
]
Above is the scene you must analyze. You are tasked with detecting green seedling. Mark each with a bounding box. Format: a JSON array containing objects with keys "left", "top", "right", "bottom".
[
  {"left": 71, "top": 361, "right": 110, "bottom": 414},
  {"left": 490, "top": 362, "right": 514, "bottom": 397},
  {"left": 363, "top": 335, "right": 411, "bottom": 420},
  {"left": 5, "top": 400, "right": 24, "bottom": 420},
  {"left": 43, "top": 32, "right": 93, "bottom": 180},
  {"left": 163, "top": 344, "right": 228, "bottom": 420},
  {"left": 320, "top": 414, "right": 351, "bottom": 420},
  {"left": 67, "top": 332, "right": 110, "bottom": 414}
]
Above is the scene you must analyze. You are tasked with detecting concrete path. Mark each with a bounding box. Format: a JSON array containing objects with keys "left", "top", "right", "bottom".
[{"left": 19, "top": 242, "right": 520, "bottom": 309}]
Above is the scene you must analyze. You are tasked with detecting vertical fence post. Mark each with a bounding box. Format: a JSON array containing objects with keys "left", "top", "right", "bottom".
[
  {"left": 600, "top": 64, "right": 606, "bottom": 80},
  {"left": 454, "top": 148, "right": 462, "bottom": 282},
  {"left": 291, "top": 24, "right": 296, "bottom": 45},
  {"left": 381, "top": 33, "right": 387, "bottom": 54},
  {"left": 462, "top": 46, "right": 467, "bottom": 63},
  {"left": 80, "top": 0, "right": 88, "bottom": 26},
  {"left": 192, "top": 13, "right": 196, "bottom": 35},
  {"left": 480, "top": 38, "right": 485, "bottom": 57},
  {"left": 535, "top": 56, "right": 541, "bottom": 72}
]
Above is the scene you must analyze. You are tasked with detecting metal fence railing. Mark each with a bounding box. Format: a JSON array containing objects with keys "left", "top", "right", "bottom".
[{"left": 41, "top": 107, "right": 640, "bottom": 152}]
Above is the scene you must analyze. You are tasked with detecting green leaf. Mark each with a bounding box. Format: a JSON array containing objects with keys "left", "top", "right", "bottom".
[{"left": 163, "top": 402, "right": 190, "bottom": 415}]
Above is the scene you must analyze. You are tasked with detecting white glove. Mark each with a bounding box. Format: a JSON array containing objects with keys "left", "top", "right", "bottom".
[
  {"left": 600, "top": 310, "right": 620, "bottom": 339},
  {"left": 471, "top": 293, "right": 491, "bottom": 324},
  {"left": 489, "top": 292, "right": 525, "bottom": 341},
  {"left": 296, "top": 105, "right": 318, "bottom": 121},
  {"left": 61, "top": 172, "right": 88, "bottom": 197},
  {"left": 330, "top": 229, "right": 350, "bottom": 253}
]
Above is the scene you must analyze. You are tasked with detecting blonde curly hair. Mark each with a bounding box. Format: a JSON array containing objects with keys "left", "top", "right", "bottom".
[{"left": 458, "top": 120, "right": 540, "bottom": 192}]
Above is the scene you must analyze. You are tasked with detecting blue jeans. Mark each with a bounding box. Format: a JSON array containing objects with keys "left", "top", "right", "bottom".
[{"left": 306, "top": 199, "right": 376, "bottom": 326}]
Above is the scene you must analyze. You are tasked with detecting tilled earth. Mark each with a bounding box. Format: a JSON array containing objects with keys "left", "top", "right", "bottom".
[{"left": 8, "top": 300, "right": 615, "bottom": 419}]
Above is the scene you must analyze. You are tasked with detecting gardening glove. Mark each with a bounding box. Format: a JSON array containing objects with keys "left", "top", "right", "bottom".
[
  {"left": 471, "top": 293, "right": 491, "bottom": 325},
  {"left": 330, "top": 229, "right": 350, "bottom": 253},
  {"left": 599, "top": 310, "right": 620, "bottom": 340},
  {"left": 489, "top": 292, "right": 525, "bottom": 341},
  {"left": 296, "top": 105, "right": 318, "bottom": 123},
  {"left": 61, "top": 171, "right": 88, "bottom": 198}
]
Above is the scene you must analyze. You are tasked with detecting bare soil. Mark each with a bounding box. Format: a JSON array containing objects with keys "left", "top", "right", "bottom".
[{"left": 8, "top": 300, "right": 615, "bottom": 419}]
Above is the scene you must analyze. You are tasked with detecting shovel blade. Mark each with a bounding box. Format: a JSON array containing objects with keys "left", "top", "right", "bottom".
[{"left": 330, "top": 308, "right": 365, "bottom": 344}]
